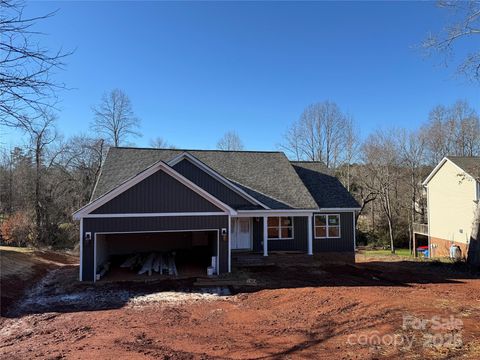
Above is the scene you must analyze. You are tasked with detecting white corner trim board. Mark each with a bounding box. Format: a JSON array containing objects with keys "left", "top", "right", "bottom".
[
  {"left": 167, "top": 152, "right": 270, "bottom": 209},
  {"left": 79, "top": 218, "right": 83, "bottom": 281},
  {"left": 72, "top": 160, "right": 237, "bottom": 220}
]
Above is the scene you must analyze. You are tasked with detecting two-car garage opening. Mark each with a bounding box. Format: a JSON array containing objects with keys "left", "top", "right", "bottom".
[{"left": 94, "top": 230, "right": 219, "bottom": 281}]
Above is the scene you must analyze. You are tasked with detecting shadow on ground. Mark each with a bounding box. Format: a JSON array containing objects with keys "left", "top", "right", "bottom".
[{"left": 4, "top": 258, "right": 479, "bottom": 319}]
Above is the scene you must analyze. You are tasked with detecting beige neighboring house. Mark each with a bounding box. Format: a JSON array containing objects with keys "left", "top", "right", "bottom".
[{"left": 422, "top": 156, "right": 480, "bottom": 258}]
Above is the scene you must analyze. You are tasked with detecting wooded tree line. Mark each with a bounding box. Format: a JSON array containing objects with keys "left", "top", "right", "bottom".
[
  {"left": 281, "top": 100, "right": 480, "bottom": 252},
  {"left": 0, "top": 0, "right": 479, "bottom": 251},
  {"left": 1, "top": 97, "right": 478, "bottom": 251}
]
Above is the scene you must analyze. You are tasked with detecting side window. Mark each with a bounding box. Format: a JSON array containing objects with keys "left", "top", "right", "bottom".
[
  {"left": 327, "top": 215, "right": 340, "bottom": 238},
  {"left": 314, "top": 215, "right": 327, "bottom": 238},
  {"left": 315, "top": 214, "right": 341, "bottom": 238}
]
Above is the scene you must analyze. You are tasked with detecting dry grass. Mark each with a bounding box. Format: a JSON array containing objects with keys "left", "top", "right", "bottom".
[
  {"left": 1, "top": 246, "right": 78, "bottom": 279},
  {"left": 0, "top": 246, "right": 40, "bottom": 279},
  {"left": 0, "top": 246, "right": 78, "bottom": 316}
]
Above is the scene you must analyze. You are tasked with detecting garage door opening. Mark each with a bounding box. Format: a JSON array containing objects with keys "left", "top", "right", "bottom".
[{"left": 94, "top": 230, "right": 219, "bottom": 282}]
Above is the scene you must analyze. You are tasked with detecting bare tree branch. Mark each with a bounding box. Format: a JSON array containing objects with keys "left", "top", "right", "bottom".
[
  {"left": 421, "top": 0, "right": 480, "bottom": 82},
  {"left": 0, "top": 0, "right": 72, "bottom": 128}
]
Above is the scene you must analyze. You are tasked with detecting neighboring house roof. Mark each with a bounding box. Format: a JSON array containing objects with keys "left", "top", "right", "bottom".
[
  {"left": 92, "top": 147, "right": 319, "bottom": 210},
  {"left": 291, "top": 161, "right": 360, "bottom": 209},
  {"left": 446, "top": 156, "right": 480, "bottom": 181},
  {"left": 423, "top": 156, "right": 480, "bottom": 185}
]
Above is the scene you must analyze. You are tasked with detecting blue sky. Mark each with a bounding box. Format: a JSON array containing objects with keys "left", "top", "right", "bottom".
[{"left": 3, "top": 1, "right": 479, "bottom": 150}]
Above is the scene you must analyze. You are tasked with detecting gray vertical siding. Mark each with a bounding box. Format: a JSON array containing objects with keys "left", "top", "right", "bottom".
[
  {"left": 92, "top": 169, "right": 222, "bottom": 214},
  {"left": 252, "top": 217, "right": 308, "bottom": 252},
  {"left": 173, "top": 159, "right": 256, "bottom": 209},
  {"left": 312, "top": 212, "right": 355, "bottom": 252},
  {"left": 252, "top": 217, "right": 263, "bottom": 252},
  {"left": 251, "top": 213, "right": 355, "bottom": 253},
  {"left": 82, "top": 215, "right": 228, "bottom": 281}
]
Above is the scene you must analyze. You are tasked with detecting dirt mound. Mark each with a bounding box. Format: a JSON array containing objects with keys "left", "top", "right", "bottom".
[
  {"left": 1, "top": 255, "right": 479, "bottom": 359},
  {"left": 0, "top": 246, "right": 78, "bottom": 316}
]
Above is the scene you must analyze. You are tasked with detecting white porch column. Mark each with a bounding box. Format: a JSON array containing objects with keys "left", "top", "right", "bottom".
[
  {"left": 307, "top": 215, "right": 313, "bottom": 255},
  {"left": 228, "top": 216, "right": 232, "bottom": 273},
  {"left": 263, "top": 216, "right": 268, "bottom": 256}
]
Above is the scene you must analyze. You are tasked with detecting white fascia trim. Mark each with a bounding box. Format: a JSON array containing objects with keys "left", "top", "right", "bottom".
[
  {"left": 236, "top": 209, "right": 316, "bottom": 217},
  {"left": 167, "top": 152, "right": 269, "bottom": 209},
  {"left": 423, "top": 157, "right": 448, "bottom": 186},
  {"left": 73, "top": 160, "right": 236, "bottom": 220},
  {"left": 83, "top": 212, "right": 228, "bottom": 218},
  {"left": 423, "top": 157, "right": 476, "bottom": 186},
  {"left": 317, "top": 208, "right": 361, "bottom": 212}
]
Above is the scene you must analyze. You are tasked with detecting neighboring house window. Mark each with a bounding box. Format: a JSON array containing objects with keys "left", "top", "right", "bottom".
[
  {"left": 267, "top": 217, "right": 294, "bottom": 239},
  {"left": 315, "top": 214, "right": 341, "bottom": 238}
]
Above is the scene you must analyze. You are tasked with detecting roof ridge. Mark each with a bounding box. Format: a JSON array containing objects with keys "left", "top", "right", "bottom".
[
  {"left": 291, "top": 160, "right": 326, "bottom": 163},
  {"left": 446, "top": 155, "right": 480, "bottom": 158},
  {"left": 111, "top": 146, "right": 283, "bottom": 154}
]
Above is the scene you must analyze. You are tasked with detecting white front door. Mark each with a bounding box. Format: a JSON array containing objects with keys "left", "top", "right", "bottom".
[{"left": 232, "top": 218, "right": 251, "bottom": 250}]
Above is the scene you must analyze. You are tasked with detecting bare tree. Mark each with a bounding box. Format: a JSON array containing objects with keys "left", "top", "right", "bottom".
[
  {"left": 338, "top": 116, "right": 360, "bottom": 191},
  {"left": 421, "top": 0, "right": 480, "bottom": 82},
  {"left": 281, "top": 101, "right": 353, "bottom": 168},
  {"left": 422, "top": 101, "right": 480, "bottom": 164},
  {"left": 362, "top": 129, "right": 403, "bottom": 253},
  {"left": 25, "top": 111, "right": 59, "bottom": 243},
  {"left": 91, "top": 89, "right": 141, "bottom": 147},
  {"left": 149, "top": 137, "right": 175, "bottom": 149},
  {"left": 0, "top": 0, "right": 71, "bottom": 128},
  {"left": 399, "top": 129, "right": 428, "bottom": 254},
  {"left": 451, "top": 101, "right": 480, "bottom": 156},
  {"left": 217, "top": 131, "right": 244, "bottom": 151},
  {"left": 279, "top": 122, "right": 303, "bottom": 160},
  {"left": 60, "top": 136, "right": 106, "bottom": 205}
]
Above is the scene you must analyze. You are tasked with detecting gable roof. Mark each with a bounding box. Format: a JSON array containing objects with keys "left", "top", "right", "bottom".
[
  {"left": 91, "top": 147, "right": 319, "bottom": 210},
  {"left": 167, "top": 152, "right": 268, "bottom": 209},
  {"left": 74, "top": 160, "right": 236, "bottom": 219},
  {"left": 423, "top": 156, "right": 480, "bottom": 185},
  {"left": 447, "top": 156, "right": 480, "bottom": 181},
  {"left": 291, "top": 161, "right": 360, "bottom": 209}
]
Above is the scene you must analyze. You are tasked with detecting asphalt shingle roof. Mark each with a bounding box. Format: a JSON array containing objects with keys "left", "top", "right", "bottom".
[
  {"left": 92, "top": 147, "right": 319, "bottom": 210},
  {"left": 291, "top": 161, "right": 360, "bottom": 209},
  {"left": 446, "top": 156, "right": 480, "bottom": 181}
]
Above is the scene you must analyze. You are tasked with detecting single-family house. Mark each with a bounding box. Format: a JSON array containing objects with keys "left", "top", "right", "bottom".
[
  {"left": 420, "top": 156, "right": 480, "bottom": 258},
  {"left": 73, "top": 147, "right": 360, "bottom": 281}
]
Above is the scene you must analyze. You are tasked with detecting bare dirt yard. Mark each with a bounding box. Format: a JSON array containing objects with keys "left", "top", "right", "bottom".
[
  {"left": 0, "top": 246, "right": 78, "bottom": 316},
  {"left": 1, "top": 250, "right": 479, "bottom": 359}
]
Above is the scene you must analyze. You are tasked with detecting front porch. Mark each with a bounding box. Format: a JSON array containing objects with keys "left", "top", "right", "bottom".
[{"left": 230, "top": 214, "right": 314, "bottom": 262}]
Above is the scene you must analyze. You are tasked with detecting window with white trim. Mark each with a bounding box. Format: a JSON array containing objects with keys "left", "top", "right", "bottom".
[
  {"left": 314, "top": 214, "right": 341, "bottom": 238},
  {"left": 267, "top": 217, "right": 294, "bottom": 240}
]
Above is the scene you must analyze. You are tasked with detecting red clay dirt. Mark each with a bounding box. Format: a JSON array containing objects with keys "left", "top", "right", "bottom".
[{"left": 1, "top": 254, "right": 479, "bottom": 359}]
